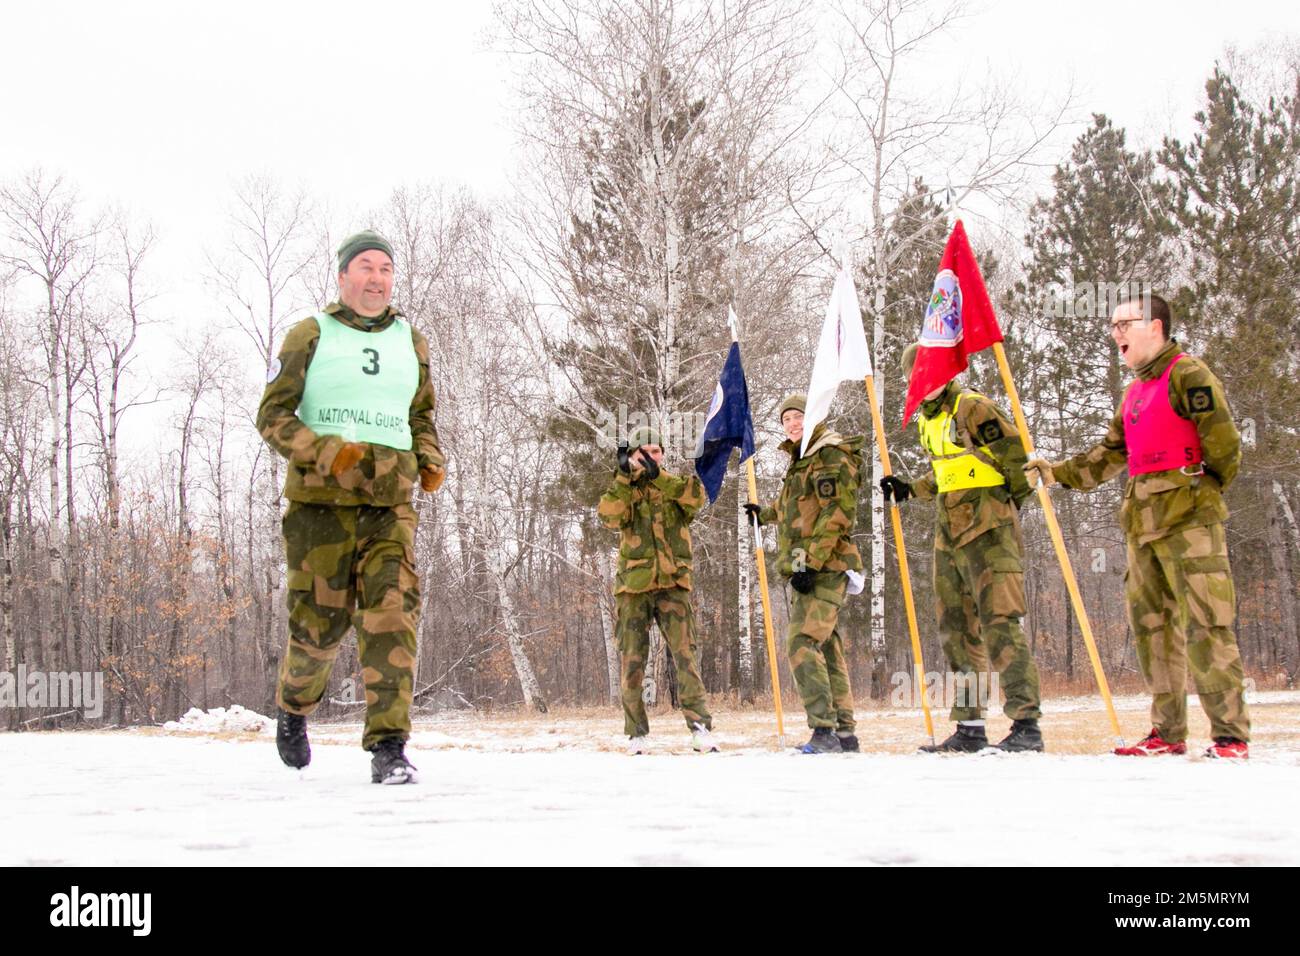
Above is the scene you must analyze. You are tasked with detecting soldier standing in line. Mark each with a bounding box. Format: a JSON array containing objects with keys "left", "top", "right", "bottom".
[
  {"left": 257, "top": 230, "right": 446, "bottom": 784},
  {"left": 745, "top": 394, "right": 863, "bottom": 754},
  {"left": 597, "top": 425, "right": 717, "bottom": 755},
  {"left": 1025, "top": 294, "right": 1250, "bottom": 758},
  {"left": 881, "top": 345, "right": 1044, "bottom": 753}
]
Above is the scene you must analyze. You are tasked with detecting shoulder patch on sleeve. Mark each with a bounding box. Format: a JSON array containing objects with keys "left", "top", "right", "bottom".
[
  {"left": 977, "top": 419, "right": 1003, "bottom": 445},
  {"left": 815, "top": 476, "right": 837, "bottom": 499},
  {"left": 1186, "top": 386, "right": 1215, "bottom": 414}
]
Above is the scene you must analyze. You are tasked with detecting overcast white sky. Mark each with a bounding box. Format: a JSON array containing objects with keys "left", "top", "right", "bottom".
[
  {"left": 5, "top": 0, "right": 1298, "bottom": 287},
  {"left": 5, "top": 1, "right": 1296, "bottom": 301},
  {"left": 2, "top": 0, "right": 1297, "bottom": 461},
  {"left": 3, "top": 2, "right": 512, "bottom": 213}
]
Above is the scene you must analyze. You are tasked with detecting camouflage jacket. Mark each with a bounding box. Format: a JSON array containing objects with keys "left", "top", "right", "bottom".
[
  {"left": 256, "top": 301, "right": 445, "bottom": 507},
  {"left": 912, "top": 383, "right": 1031, "bottom": 550},
  {"left": 597, "top": 467, "right": 704, "bottom": 594},
  {"left": 1052, "top": 339, "right": 1240, "bottom": 544},
  {"left": 757, "top": 427, "right": 864, "bottom": 576}
]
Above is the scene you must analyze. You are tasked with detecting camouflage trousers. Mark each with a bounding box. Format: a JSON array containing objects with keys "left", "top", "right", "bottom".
[
  {"left": 934, "top": 522, "right": 1041, "bottom": 722},
  {"left": 786, "top": 573, "right": 855, "bottom": 732},
  {"left": 1126, "top": 522, "right": 1250, "bottom": 742},
  {"left": 615, "top": 587, "right": 711, "bottom": 738},
  {"left": 277, "top": 500, "right": 420, "bottom": 750}
]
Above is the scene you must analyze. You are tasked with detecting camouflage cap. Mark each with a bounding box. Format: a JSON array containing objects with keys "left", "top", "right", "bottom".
[
  {"left": 338, "top": 230, "right": 395, "bottom": 272},
  {"left": 900, "top": 343, "right": 919, "bottom": 378},
  {"left": 628, "top": 425, "right": 662, "bottom": 448},
  {"left": 778, "top": 393, "right": 806, "bottom": 422}
]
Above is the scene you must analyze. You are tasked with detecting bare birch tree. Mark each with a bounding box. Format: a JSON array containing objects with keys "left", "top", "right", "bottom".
[
  {"left": 206, "top": 175, "right": 316, "bottom": 677},
  {"left": 82, "top": 215, "right": 164, "bottom": 711},
  {"left": 0, "top": 278, "right": 42, "bottom": 683},
  {"left": 0, "top": 170, "right": 100, "bottom": 672}
]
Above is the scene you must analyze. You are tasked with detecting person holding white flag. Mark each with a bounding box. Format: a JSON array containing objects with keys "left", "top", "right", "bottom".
[
  {"left": 745, "top": 396, "right": 866, "bottom": 753},
  {"left": 744, "top": 267, "right": 870, "bottom": 753}
]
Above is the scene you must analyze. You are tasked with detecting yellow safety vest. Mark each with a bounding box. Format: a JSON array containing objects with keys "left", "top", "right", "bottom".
[{"left": 919, "top": 392, "right": 1006, "bottom": 493}]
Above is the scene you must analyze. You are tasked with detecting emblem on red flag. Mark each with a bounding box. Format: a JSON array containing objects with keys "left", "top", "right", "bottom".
[{"left": 922, "top": 269, "right": 962, "bottom": 345}]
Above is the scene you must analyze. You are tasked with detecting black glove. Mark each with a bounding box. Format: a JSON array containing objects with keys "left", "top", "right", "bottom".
[
  {"left": 637, "top": 448, "right": 660, "bottom": 481},
  {"left": 617, "top": 442, "right": 631, "bottom": 475},
  {"left": 743, "top": 503, "right": 764, "bottom": 525},
  {"left": 790, "top": 569, "right": 815, "bottom": 594},
  {"left": 880, "top": 475, "right": 913, "bottom": 503}
]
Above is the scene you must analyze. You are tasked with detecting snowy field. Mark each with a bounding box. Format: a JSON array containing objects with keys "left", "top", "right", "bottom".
[{"left": 3, "top": 692, "right": 1298, "bottom": 866}]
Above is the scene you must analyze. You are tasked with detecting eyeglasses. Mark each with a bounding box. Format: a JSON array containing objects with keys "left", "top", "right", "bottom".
[{"left": 1110, "top": 317, "right": 1150, "bottom": 335}]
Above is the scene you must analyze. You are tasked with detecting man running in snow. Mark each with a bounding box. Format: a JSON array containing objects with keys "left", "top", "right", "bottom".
[{"left": 257, "top": 230, "right": 446, "bottom": 783}]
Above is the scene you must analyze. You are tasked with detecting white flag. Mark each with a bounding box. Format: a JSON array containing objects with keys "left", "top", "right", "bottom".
[{"left": 800, "top": 267, "right": 872, "bottom": 456}]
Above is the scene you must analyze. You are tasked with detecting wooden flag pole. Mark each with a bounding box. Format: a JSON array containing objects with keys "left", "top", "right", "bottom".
[
  {"left": 864, "top": 374, "right": 935, "bottom": 744},
  {"left": 728, "top": 310, "right": 784, "bottom": 746},
  {"left": 991, "top": 342, "right": 1124, "bottom": 746},
  {"left": 744, "top": 462, "right": 785, "bottom": 745}
]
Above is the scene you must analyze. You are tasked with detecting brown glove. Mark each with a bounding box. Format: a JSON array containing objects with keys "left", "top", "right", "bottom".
[
  {"left": 420, "top": 464, "right": 446, "bottom": 493},
  {"left": 1023, "top": 458, "right": 1057, "bottom": 489},
  {"left": 330, "top": 442, "right": 367, "bottom": 478}
]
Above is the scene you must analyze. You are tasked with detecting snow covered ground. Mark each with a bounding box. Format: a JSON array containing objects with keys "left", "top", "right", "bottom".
[{"left": 3, "top": 692, "right": 1297, "bottom": 866}]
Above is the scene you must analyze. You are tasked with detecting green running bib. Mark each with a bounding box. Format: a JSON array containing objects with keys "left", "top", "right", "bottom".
[{"left": 298, "top": 312, "right": 419, "bottom": 450}]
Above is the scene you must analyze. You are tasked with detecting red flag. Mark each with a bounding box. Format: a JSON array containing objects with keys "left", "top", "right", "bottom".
[{"left": 902, "top": 219, "right": 1003, "bottom": 424}]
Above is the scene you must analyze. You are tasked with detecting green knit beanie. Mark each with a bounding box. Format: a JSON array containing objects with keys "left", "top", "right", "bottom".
[
  {"left": 777, "top": 393, "right": 806, "bottom": 423},
  {"left": 337, "top": 230, "right": 395, "bottom": 272}
]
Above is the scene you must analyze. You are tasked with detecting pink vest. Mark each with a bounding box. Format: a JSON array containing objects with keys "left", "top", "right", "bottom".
[{"left": 1121, "top": 354, "right": 1203, "bottom": 476}]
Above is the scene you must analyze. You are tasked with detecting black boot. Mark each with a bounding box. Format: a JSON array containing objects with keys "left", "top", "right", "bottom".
[
  {"left": 370, "top": 737, "right": 418, "bottom": 784},
  {"left": 995, "top": 719, "right": 1044, "bottom": 753},
  {"left": 276, "top": 708, "right": 310, "bottom": 769},
  {"left": 797, "top": 727, "right": 843, "bottom": 754},
  {"left": 919, "top": 724, "right": 988, "bottom": 753},
  {"left": 837, "top": 732, "right": 860, "bottom": 752}
]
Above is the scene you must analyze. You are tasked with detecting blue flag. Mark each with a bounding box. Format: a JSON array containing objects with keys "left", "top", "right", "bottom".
[{"left": 694, "top": 341, "right": 756, "bottom": 503}]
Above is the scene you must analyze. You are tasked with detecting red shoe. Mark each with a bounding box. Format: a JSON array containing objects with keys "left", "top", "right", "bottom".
[
  {"left": 1114, "top": 729, "right": 1187, "bottom": 756},
  {"left": 1205, "top": 738, "right": 1249, "bottom": 759}
]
